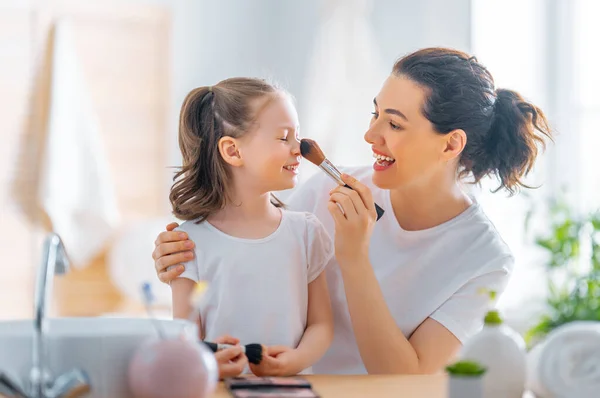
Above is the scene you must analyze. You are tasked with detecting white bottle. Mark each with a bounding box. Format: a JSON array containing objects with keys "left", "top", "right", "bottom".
[{"left": 459, "top": 291, "right": 527, "bottom": 398}]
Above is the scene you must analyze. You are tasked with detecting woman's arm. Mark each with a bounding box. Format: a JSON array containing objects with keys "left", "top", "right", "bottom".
[
  {"left": 340, "top": 258, "right": 460, "bottom": 374},
  {"left": 327, "top": 174, "right": 460, "bottom": 374}
]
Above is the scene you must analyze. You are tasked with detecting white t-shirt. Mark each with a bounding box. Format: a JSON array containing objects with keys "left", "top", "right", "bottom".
[
  {"left": 287, "top": 165, "right": 514, "bottom": 375},
  {"left": 176, "top": 209, "right": 333, "bottom": 372}
]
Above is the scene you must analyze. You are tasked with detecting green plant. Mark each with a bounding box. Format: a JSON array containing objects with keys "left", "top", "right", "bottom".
[
  {"left": 525, "top": 194, "right": 600, "bottom": 345},
  {"left": 477, "top": 288, "right": 503, "bottom": 325},
  {"left": 445, "top": 360, "right": 487, "bottom": 377}
]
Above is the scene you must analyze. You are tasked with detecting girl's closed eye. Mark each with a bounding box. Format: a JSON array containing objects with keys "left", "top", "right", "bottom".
[{"left": 278, "top": 128, "right": 291, "bottom": 141}]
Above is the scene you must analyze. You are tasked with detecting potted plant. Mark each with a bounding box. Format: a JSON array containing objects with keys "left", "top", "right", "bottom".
[
  {"left": 446, "top": 360, "right": 486, "bottom": 398},
  {"left": 524, "top": 194, "right": 600, "bottom": 346}
]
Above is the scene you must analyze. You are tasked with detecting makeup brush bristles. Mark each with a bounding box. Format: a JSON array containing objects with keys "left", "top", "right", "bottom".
[
  {"left": 300, "top": 137, "right": 385, "bottom": 221},
  {"left": 300, "top": 138, "right": 325, "bottom": 166},
  {"left": 141, "top": 282, "right": 166, "bottom": 339},
  {"left": 190, "top": 281, "right": 209, "bottom": 310},
  {"left": 244, "top": 343, "right": 263, "bottom": 365},
  {"left": 203, "top": 341, "right": 264, "bottom": 365}
]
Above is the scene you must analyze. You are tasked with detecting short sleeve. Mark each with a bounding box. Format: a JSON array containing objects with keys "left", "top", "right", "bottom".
[
  {"left": 305, "top": 212, "right": 334, "bottom": 283},
  {"left": 429, "top": 255, "right": 514, "bottom": 343},
  {"left": 170, "top": 225, "right": 200, "bottom": 282}
]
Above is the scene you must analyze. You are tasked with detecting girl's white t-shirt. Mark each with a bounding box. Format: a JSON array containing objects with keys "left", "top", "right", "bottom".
[
  {"left": 287, "top": 165, "right": 514, "bottom": 375},
  {"left": 176, "top": 209, "right": 333, "bottom": 369}
]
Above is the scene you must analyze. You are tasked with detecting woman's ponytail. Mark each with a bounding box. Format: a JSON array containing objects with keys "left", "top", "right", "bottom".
[{"left": 476, "top": 88, "right": 552, "bottom": 194}]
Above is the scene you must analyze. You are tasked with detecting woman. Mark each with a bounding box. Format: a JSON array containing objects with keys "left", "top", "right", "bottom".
[{"left": 152, "top": 47, "right": 551, "bottom": 376}]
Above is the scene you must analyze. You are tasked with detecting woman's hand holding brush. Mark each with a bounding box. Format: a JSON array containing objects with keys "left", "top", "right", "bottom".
[
  {"left": 299, "top": 138, "right": 384, "bottom": 221},
  {"left": 328, "top": 173, "right": 377, "bottom": 265}
]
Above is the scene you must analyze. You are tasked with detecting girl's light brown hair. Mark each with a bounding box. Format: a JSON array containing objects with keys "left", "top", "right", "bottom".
[{"left": 170, "top": 78, "right": 284, "bottom": 222}]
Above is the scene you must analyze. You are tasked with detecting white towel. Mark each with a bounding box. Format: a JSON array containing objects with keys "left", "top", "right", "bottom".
[
  {"left": 526, "top": 321, "right": 600, "bottom": 398},
  {"left": 38, "top": 19, "right": 120, "bottom": 268}
]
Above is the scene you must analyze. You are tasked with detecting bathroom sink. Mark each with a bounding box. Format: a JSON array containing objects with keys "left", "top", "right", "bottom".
[
  {"left": 0, "top": 317, "right": 198, "bottom": 397},
  {"left": 1, "top": 233, "right": 218, "bottom": 398}
]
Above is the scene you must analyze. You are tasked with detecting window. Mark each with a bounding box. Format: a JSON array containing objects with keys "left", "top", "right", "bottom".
[
  {"left": 573, "top": 0, "right": 600, "bottom": 211},
  {"left": 472, "top": 0, "right": 600, "bottom": 330}
]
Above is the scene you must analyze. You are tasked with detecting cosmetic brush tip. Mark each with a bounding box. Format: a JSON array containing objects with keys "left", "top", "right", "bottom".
[
  {"left": 190, "top": 280, "right": 209, "bottom": 309},
  {"left": 140, "top": 282, "right": 166, "bottom": 339},
  {"left": 244, "top": 343, "right": 264, "bottom": 365},
  {"left": 300, "top": 138, "right": 325, "bottom": 165},
  {"left": 141, "top": 282, "right": 154, "bottom": 303},
  {"left": 192, "top": 280, "right": 209, "bottom": 298}
]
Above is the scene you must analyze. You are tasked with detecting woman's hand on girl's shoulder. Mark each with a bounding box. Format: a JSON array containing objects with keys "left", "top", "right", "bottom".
[{"left": 152, "top": 222, "right": 195, "bottom": 284}]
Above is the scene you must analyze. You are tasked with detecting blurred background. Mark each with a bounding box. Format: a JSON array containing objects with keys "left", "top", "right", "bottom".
[{"left": 0, "top": 0, "right": 598, "bottom": 345}]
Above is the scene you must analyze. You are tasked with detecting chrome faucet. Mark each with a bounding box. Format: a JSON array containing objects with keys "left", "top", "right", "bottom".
[{"left": 0, "top": 233, "right": 91, "bottom": 398}]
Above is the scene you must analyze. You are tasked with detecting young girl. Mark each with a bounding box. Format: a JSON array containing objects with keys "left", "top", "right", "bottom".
[{"left": 168, "top": 78, "right": 334, "bottom": 377}]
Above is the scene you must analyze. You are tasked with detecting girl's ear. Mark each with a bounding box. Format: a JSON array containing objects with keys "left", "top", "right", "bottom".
[{"left": 218, "top": 136, "right": 243, "bottom": 167}]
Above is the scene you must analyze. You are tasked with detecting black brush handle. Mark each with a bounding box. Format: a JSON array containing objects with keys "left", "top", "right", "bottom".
[
  {"left": 375, "top": 203, "right": 385, "bottom": 221},
  {"left": 343, "top": 184, "right": 384, "bottom": 221},
  {"left": 203, "top": 341, "right": 218, "bottom": 352}
]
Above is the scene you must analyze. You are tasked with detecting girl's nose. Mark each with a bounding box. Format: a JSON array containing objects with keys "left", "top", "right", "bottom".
[{"left": 291, "top": 138, "right": 301, "bottom": 155}]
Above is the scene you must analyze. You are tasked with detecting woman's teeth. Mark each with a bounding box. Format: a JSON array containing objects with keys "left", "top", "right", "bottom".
[
  {"left": 283, "top": 164, "right": 298, "bottom": 172},
  {"left": 373, "top": 153, "right": 396, "bottom": 164}
]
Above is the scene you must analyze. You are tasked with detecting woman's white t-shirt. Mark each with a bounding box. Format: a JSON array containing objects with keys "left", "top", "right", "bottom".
[
  {"left": 176, "top": 210, "right": 333, "bottom": 371},
  {"left": 287, "top": 165, "right": 514, "bottom": 375}
]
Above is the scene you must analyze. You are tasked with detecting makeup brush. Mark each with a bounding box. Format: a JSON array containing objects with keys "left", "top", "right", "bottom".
[
  {"left": 188, "top": 282, "right": 264, "bottom": 365},
  {"left": 186, "top": 280, "right": 209, "bottom": 333},
  {"left": 202, "top": 341, "right": 264, "bottom": 365},
  {"left": 300, "top": 138, "right": 384, "bottom": 221},
  {"left": 141, "top": 282, "right": 167, "bottom": 339},
  {"left": 188, "top": 280, "right": 210, "bottom": 318}
]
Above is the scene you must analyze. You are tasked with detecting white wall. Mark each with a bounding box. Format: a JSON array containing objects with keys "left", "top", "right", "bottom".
[
  {"left": 123, "top": 0, "right": 474, "bottom": 223},
  {"left": 163, "top": 0, "right": 473, "bottom": 182}
]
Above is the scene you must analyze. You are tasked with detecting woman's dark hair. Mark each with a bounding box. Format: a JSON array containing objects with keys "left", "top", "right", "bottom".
[
  {"left": 393, "top": 47, "right": 552, "bottom": 194},
  {"left": 170, "top": 77, "right": 285, "bottom": 222}
]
